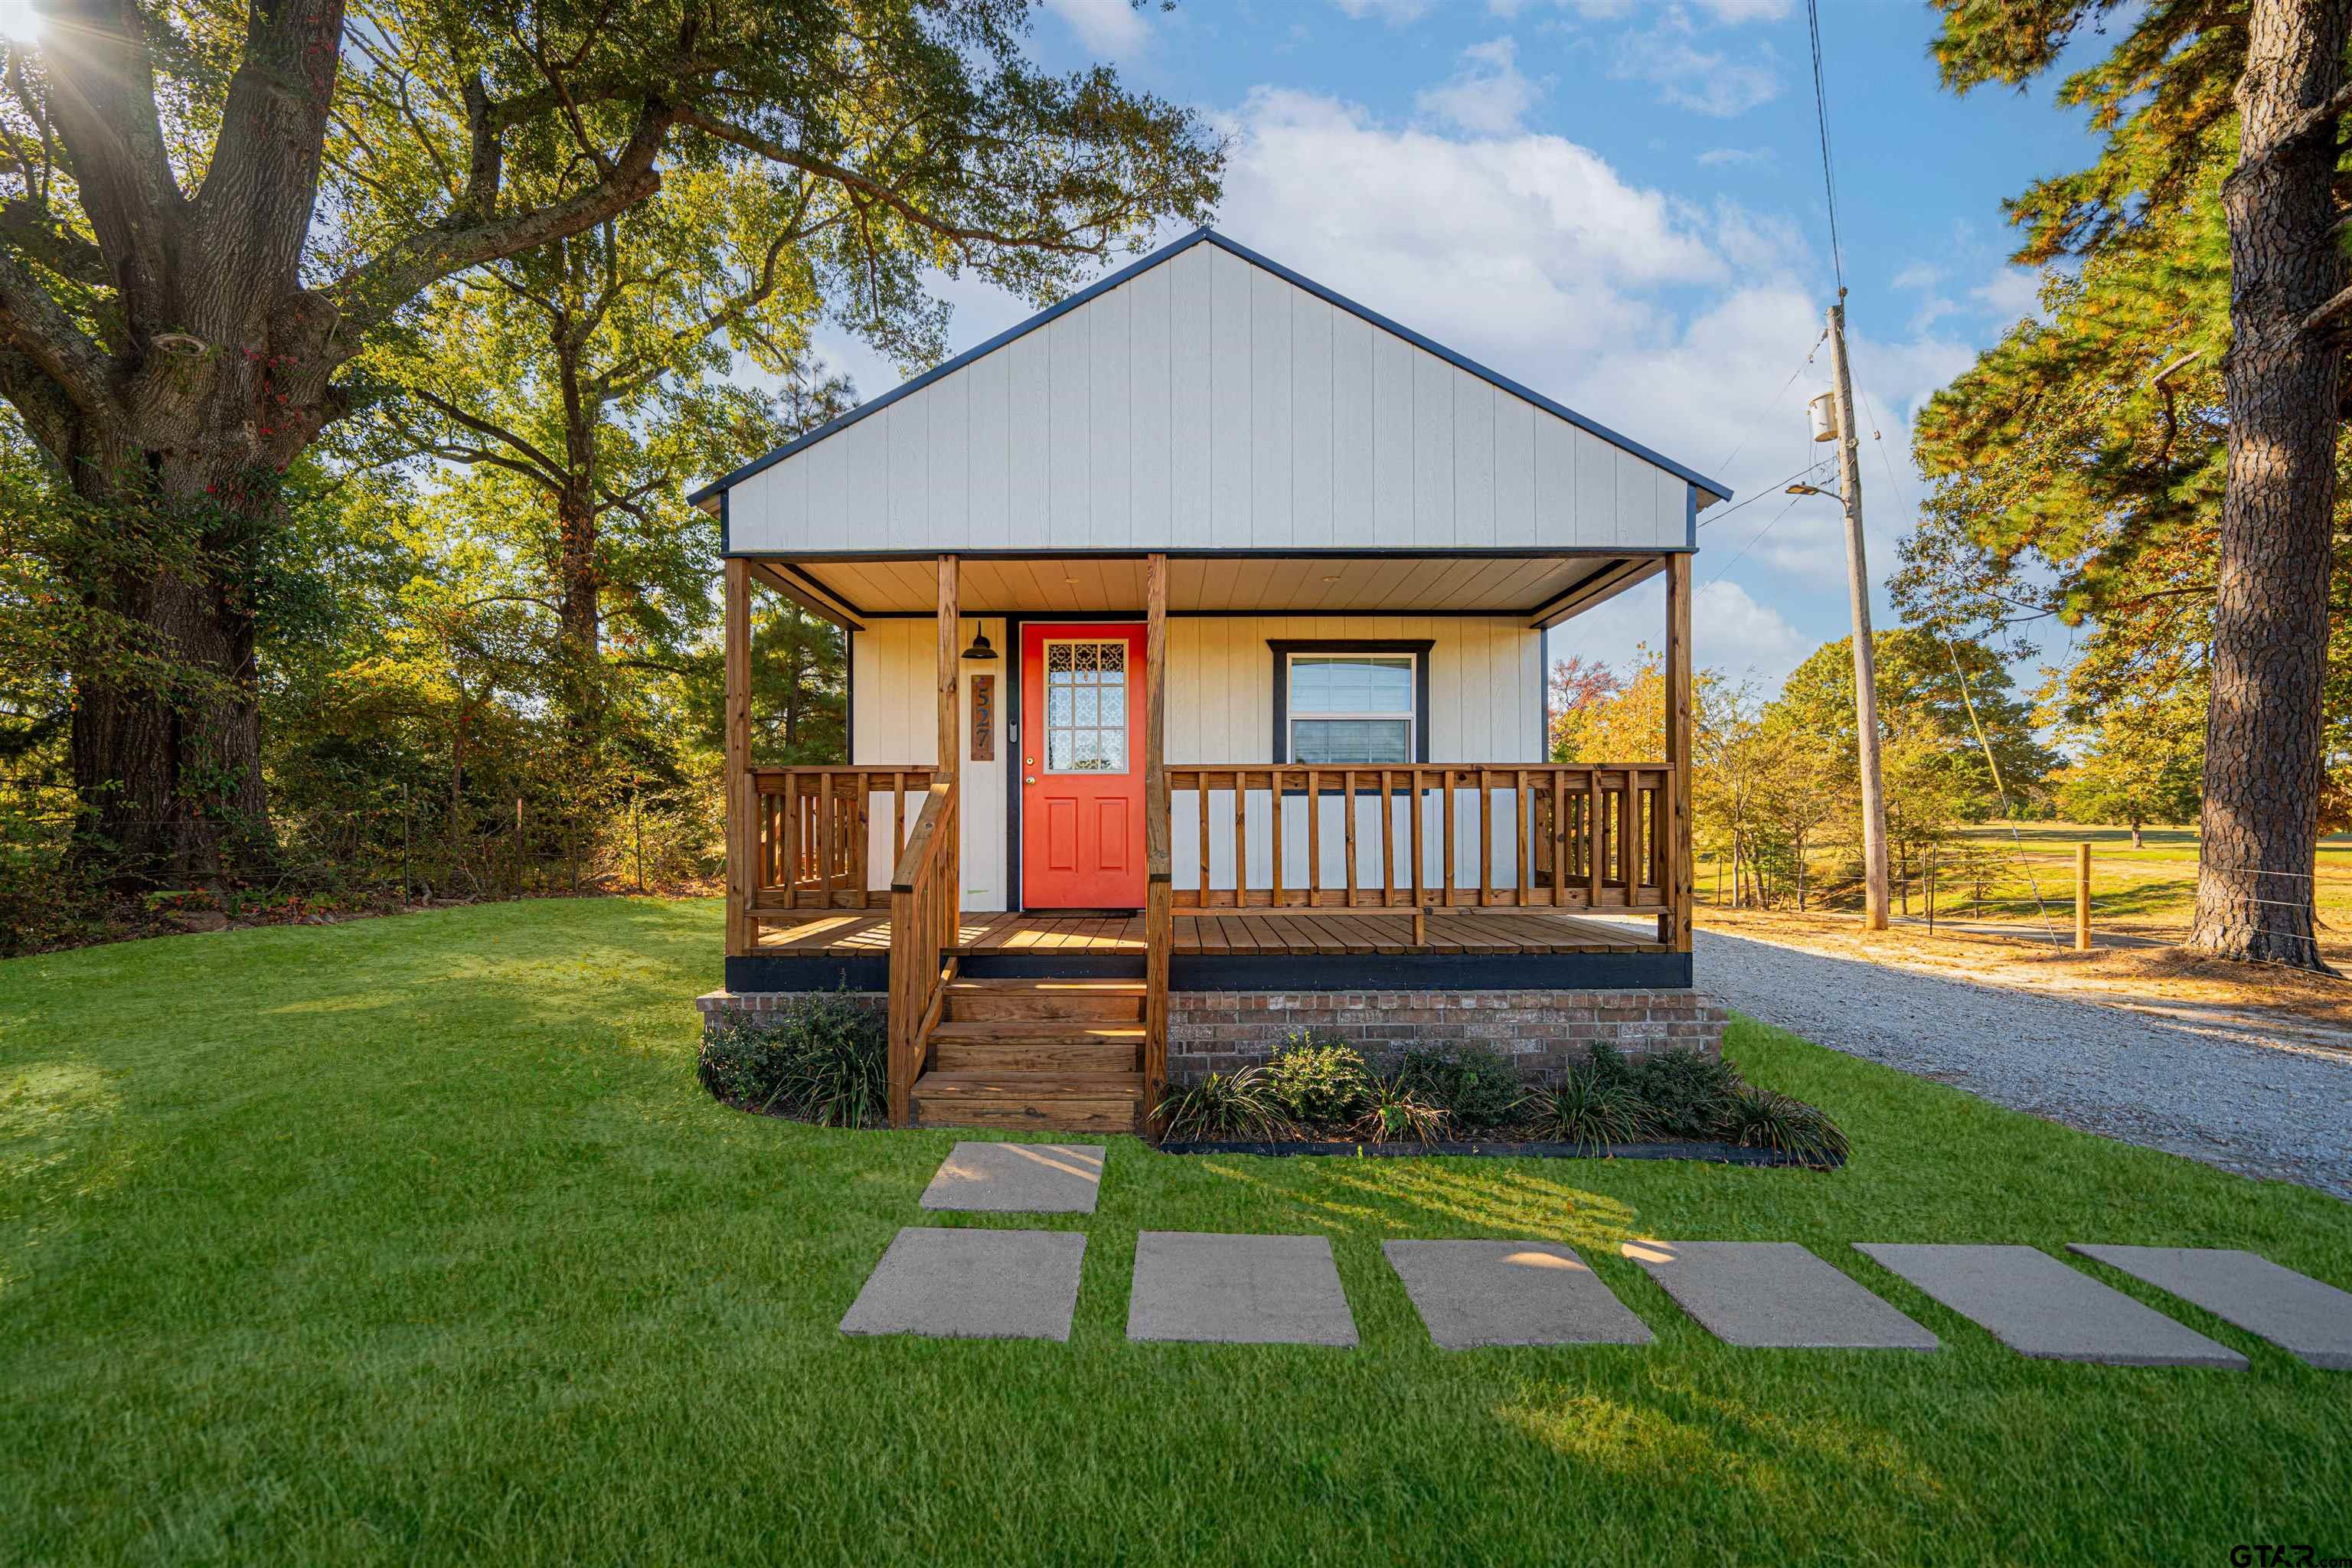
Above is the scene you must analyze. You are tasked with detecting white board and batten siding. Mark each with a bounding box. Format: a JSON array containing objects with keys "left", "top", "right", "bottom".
[
  {"left": 1169, "top": 616, "right": 1545, "bottom": 898},
  {"left": 854, "top": 614, "right": 1543, "bottom": 910},
  {"left": 851, "top": 619, "right": 1008, "bottom": 912},
  {"left": 724, "top": 240, "right": 1694, "bottom": 557}
]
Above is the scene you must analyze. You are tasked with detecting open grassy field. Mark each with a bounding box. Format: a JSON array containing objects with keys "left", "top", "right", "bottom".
[
  {"left": 1705, "top": 820, "right": 2352, "bottom": 950},
  {"left": 4, "top": 897, "right": 2347, "bottom": 1565}
]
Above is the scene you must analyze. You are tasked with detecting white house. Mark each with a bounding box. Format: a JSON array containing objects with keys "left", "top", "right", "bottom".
[{"left": 691, "top": 229, "right": 1726, "bottom": 1134}]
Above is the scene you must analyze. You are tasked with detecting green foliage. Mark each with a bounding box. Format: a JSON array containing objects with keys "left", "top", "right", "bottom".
[
  {"left": 1517, "top": 1071, "right": 1651, "bottom": 1153},
  {"left": 697, "top": 992, "right": 886, "bottom": 1127},
  {"left": 1913, "top": 0, "right": 2352, "bottom": 832},
  {"left": 1260, "top": 1035, "right": 1374, "bottom": 1130},
  {"left": 1719, "top": 1084, "right": 1851, "bottom": 1171},
  {"left": 1390, "top": 1043, "right": 1521, "bottom": 1132},
  {"left": 1155, "top": 1067, "right": 1291, "bottom": 1143},
  {"left": 1591, "top": 1046, "right": 1745, "bottom": 1142},
  {"left": 1351, "top": 1076, "right": 1452, "bottom": 1145}
]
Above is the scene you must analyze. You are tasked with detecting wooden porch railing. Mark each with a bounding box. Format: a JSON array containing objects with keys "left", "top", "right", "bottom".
[
  {"left": 1161, "top": 763, "right": 1674, "bottom": 916},
  {"left": 751, "top": 766, "right": 938, "bottom": 912},
  {"left": 886, "top": 780, "right": 959, "bottom": 1126}
]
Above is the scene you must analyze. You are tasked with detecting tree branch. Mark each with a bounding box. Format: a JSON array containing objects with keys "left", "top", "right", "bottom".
[
  {"left": 2300, "top": 279, "right": 2352, "bottom": 335},
  {"left": 37, "top": 0, "right": 187, "bottom": 338},
  {"left": 407, "top": 387, "right": 568, "bottom": 486},
  {"left": 676, "top": 108, "right": 1110, "bottom": 258},
  {"left": 0, "top": 242, "right": 122, "bottom": 422},
  {"left": 325, "top": 93, "right": 677, "bottom": 351}
]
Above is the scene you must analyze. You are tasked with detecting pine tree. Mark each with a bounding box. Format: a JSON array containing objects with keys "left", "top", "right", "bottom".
[{"left": 1925, "top": 0, "right": 2351, "bottom": 968}]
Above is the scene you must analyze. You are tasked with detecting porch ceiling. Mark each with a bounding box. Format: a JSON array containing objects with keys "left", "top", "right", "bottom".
[{"left": 773, "top": 553, "right": 1662, "bottom": 622}]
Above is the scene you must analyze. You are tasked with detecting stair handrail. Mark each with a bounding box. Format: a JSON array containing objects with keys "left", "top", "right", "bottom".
[
  {"left": 1144, "top": 782, "right": 1171, "bottom": 1140},
  {"left": 887, "top": 780, "right": 959, "bottom": 1126}
]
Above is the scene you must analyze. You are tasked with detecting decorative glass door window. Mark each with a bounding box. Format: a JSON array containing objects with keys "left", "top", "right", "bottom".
[
  {"left": 1287, "top": 653, "right": 1415, "bottom": 763},
  {"left": 1044, "top": 640, "right": 1129, "bottom": 772}
]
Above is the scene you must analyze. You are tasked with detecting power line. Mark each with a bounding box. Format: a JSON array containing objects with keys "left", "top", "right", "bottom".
[
  {"left": 1716, "top": 328, "right": 1831, "bottom": 475},
  {"left": 1704, "top": 492, "right": 1807, "bottom": 587},
  {"left": 1698, "top": 456, "right": 1836, "bottom": 528},
  {"left": 1805, "top": 0, "right": 1846, "bottom": 291}
]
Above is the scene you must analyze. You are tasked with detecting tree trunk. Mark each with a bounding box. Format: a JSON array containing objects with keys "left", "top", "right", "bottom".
[
  {"left": 64, "top": 436, "right": 289, "bottom": 887},
  {"left": 2130, "top": 816, "right": 2145, "bottom": 851},
  {"left": 2191, "top": 0, "right": 2349, "bottom": 971}
]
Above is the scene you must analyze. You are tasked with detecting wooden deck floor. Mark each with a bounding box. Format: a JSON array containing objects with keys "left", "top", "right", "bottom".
[{"left": 755, "top": 907, "right": 1664, "bottom": 957}]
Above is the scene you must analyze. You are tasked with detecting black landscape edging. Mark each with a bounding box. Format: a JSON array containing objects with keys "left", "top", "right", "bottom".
[{"left": 1155, "top": 1137, "right": 1842, "bottom": 1168}]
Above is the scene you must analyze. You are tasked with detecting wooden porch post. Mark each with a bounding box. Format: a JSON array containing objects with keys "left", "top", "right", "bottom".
[
  {"left": 724, "top": 557, "right": 755, "bottom": 959},
  {"left": 1661, "top": 552, "right": 1694, "bottom": 952},
  {"left": 1143, "top": 554, "right": 1171, "bottom": 1136},
  {"left": 936, "top": 554, "right": 959, "bottom": 786}
]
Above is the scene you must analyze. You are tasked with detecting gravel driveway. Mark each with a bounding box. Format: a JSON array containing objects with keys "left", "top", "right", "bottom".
[{"left": 1697, "top": 929, "right": 2352, "bottom": 1201}]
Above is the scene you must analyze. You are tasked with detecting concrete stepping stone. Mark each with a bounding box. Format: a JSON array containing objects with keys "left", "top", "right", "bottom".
[
  {"left": 1622, "top": 1240, "right": 1939, "bottom": 1351},
  {"left": 1855, "top": 1243, "right": 2247, "bottom": 1368},
  {"left": 1127, "top": 1233, "right": 1357, "bottom": 1346},
  {"left": 1383, "top": 1240, "right": 1652, "bottom": 1351},
  {"left": 841, "top": 1227, "right": 1086, "bottom": 1341},
  {"left": 2068, "top": 1245, "right": 2352, "bottom": 1370},
  {"left": 918, "top": 1142, "right": 1105, "bottom": 1214}
]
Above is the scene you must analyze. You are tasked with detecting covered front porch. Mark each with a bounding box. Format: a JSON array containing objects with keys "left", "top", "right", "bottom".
[{"left": 720, "top": 549, "right": 1695, "bottom": 1128}]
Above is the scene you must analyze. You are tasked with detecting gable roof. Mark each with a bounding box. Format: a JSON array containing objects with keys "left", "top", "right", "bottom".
[{"left": 688, "top": 227, "right": 1731, "bottom": 510}]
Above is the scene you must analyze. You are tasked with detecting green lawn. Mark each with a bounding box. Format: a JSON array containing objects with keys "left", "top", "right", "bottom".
[{"left": 3, "top": 897, "right": 2347, "bottom": 1566}]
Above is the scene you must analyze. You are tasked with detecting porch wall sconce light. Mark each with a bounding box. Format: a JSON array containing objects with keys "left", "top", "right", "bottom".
[{"left": 960, "top": 631, "right": 999, "bottom": 661}]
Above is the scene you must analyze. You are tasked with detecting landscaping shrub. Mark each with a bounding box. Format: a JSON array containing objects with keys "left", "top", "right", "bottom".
[
  {"left": 1720, "top": 1083, "right": 1850, "bottom": 1168},
  {"left": 1351, "top": 1076, "right": 1451, "bottom": 1145},
  {"left": 1518, "top": 1070, "right": 1651, "bottom": 1152},
  {"left": 1592, "top": 1044, "right": 1743, "bottom": 1139},
  {"left": 1261, "top": 1034, "right": 1374, "bottom": 1129},
  {"left": 697, "top": 991, "right": 886, "bottom": 1127},
  {"left": 1391, "top": 1043, "right": 1520, "bottom": 1130},
  {"left": 1156, "top": 1067, "right": 1290, "bottom": 1142}
]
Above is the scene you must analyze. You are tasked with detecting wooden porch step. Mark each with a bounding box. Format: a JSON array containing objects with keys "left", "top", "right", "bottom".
[
  {"left": 929, "top": 1024, "right": 1143, "bottom": 1074},
  {"left": 909, "top": 1070, "right": 1143, "bottom": 1134},
  {"left": 942, "top": 978, "right": 1146, "bottom": 1021}
]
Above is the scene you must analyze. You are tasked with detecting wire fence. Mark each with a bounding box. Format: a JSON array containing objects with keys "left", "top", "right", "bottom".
[{"left": 1696, "top": 835, "right": 2349, "bottom": 964}]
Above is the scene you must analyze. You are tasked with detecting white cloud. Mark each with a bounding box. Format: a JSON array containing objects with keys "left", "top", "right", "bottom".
[
  {"left": 1696, "top": 578, "right": 1815, "bottom": 686},
  {"left": 1610, "top": 8, "right": 1782, "bottom": 117},
  {"left": 1973, "top": 266, "right": 2046, "bottom": 322},
  {"left": 1547, "top": 578, "right": 1812, "bottom": 691},
  {"left": 1690, "top": 0, "right": 1791, "bottom": 21},
  {"left": 1215, "top": 87, "right": 1724, "bottom": 364},
  {"left": 1043, "top": 0, "right": 1149, "bottom": 55},
  {"left": 1331, "top": 0, "right": 1432, "bottom": 21},
  {"left": 1416, "top": 37, "right": 1546, "bottom": 136},
  {"left": 1501, "top": 0, "right": 1787, "bottom": 18},
  {"left": 1697, "top": 146, "right": 1773, "bottom": 167}
]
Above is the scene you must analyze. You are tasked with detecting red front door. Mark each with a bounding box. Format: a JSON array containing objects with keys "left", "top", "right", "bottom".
[{"left": 1021, "top": 622, "right": 1147, "bottom": 909}]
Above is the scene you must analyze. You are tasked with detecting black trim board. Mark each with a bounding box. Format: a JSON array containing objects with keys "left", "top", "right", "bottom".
[
  {"left": 688, "top": 228, "right": 1732, "bottom": 508},
  {"left": 1174, "top": 951, "right": 1691, "bottom": 990},
  {"left": 726, "top": 949, "right": 1692, "bottom": 992},
  {"left": 1269, "top": 640, "right": 1434, "bottom": 764}
]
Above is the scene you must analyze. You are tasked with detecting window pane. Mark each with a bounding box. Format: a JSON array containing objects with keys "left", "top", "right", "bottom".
[
  {"left": 1044, "top": 639, "right": 1130, "bottom": 774},
  {"left": 1292, "top": 719, "right": 1410, "bottom": 764},
  {"left": 1290, "top": 655, "right": 1411, "bottom": 715}
]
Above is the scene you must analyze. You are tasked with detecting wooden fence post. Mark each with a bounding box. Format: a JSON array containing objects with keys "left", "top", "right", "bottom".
[{"left": 2075, "top": 841, "right": 2092, "bottom": 952}]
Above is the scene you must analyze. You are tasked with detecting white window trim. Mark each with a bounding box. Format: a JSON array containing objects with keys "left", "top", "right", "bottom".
[{"left": 1283, "top": 652, "right": 1417, "bottom": 766}]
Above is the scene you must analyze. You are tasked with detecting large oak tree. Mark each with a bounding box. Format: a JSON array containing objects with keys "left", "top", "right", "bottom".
[{"left": 0, "top": 0, "right": 1218, "bottom": 884}]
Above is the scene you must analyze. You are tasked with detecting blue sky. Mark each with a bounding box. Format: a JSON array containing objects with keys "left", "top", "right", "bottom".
[{"left": 810, "top": 0, "right": 2106, "bottom": 695}]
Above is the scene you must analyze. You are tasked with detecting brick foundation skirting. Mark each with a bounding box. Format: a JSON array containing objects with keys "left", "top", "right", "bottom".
[
  {"left": 1168, "top": 988, "right": 1726, "bottom": 1083},
  {"left": 694, "top": 985, "right": 1726, "bottom": 1086},
  {"left": 697, "top": 990, "right": 884, "bottom": 1025}
]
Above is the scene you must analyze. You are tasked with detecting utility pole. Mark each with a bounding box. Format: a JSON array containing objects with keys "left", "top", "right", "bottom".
[{"left": 1824, "top": 296, "right": 1890, "bottom": 931}]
